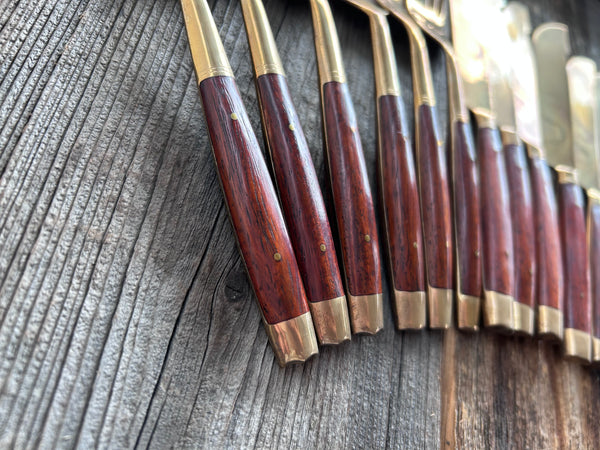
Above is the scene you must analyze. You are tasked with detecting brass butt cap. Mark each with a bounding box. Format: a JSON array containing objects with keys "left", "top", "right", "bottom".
[
  {"left": 393, "top": 290, "right": 426, "bottom": 330},
  {"left": 483, "top": 290, "right": 514, "bottom": 332},
  {"left": 513, "top": 302, "right": 535, "bottom": 336},
  {"left": 428, "top": 286, "right": 453, "bottom": 329},
  {"left": 537, "top": 305, "right": 564, "bottom": 341},
  {"left": 308, "top": 295, "right": 351, "bottom": 345},
  {"left": 264, "top": 312, "right": 319, "bottom": 367},
  {"left": 563, "top": 328, "right": 592, "bottom": 364},
  {"left": 593, "top": 337, "right": 600, "bottom": 363},
  {"left": 457, "top": 293, "right": 481, "bottom": 331},
  {"left": 348, "top": 293, "right": 384, "bottom": 335}
]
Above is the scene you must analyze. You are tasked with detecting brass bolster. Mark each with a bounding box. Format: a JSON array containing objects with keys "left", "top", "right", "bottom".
[
  {"left": 593, "top": 337, "right": 600, "bottom": 363},
  {"left": 537, "top": 305, "right": 564, "bottom": 341},
  {"left": 563, "top": 328, "right": 592, "bottom": 364},
  {"left": 308, "top": 295, "right": 351, "bottom": 345},
  {"left": 513, "top": 302, "right": 535, "bottom": 336},
  {"left": 263, "top": 312, "right": 319, "bottom": 367},
  {"left": 587, "top": 187, "right": 600, "bottom": 203},
  {"left": 525, "top": 142, "right": 545, "bottom": 160},
  {"left": 499, "top": 127, "right": 520, "bottom": 147},
  {"left": 348, "top": 293, "right": 384, "bottom": 335},
  {"left": 483, "top": 290, "right": 514, "bottom": 331},
  {"left": 368, "top": 12, "right": 401, "bottom": 98},
  {"left": 555, "top": 165, "right": 578, "bottom": 185},
  {"left": 457, "top": 293, "right": 481, "bottom": 331},
  {"left": 428, "top": 286, "right": 453, "bottom": 329},
  {"left": 309, "top": 0, "right": 346, "bottom": 84},
  {"left": 393, "top": 290, "right": 426, "bottom": 330},
  {"left": 472, "top": 108, "right": 496, "bottom": 129}
]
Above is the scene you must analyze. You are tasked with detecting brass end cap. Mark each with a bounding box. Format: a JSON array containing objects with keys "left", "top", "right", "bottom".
[
  {"left": 308, "top": 295, "right": 351, "bottom": 345},
  {"left": 393, "top": 290, "right": 426, "bottom": 330},
  {"left": 348, "top": 293, "right": 384, "bottom": 335},
  {"left": 593, "top": 337, "right": 600, "bottom": 364},
  {"left": 483, "top": 290, "right": 514, "bottom": 332},
  {"left": 513, "top": 302, "right": 535, "bottom": 336},
  {"left": 263, "top": 312, "right": 319, "bottom": 367},
  {"left": 563, "top": 328, "right": 592, "bottom": 364},
  {"left": 457, "top": 293, "right": 481, "bottom": 331},
  {"left": 428, "top": 286, "right": 454, "bottom": 329},
  {"left": 536, "top": 305, "right": 564, "bottom": 341}
]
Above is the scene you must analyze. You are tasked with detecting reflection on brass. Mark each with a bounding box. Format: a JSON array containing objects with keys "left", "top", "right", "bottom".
[
  {"left": 309, "top": 295, "right": 352, "bottom": 345},
  {"left": 537, "top": 305, "right": 564, "bottom": 341},
  {"left": 587, "top": 187, "right": 600, "bottom": 203},
  {"left": 483, "top": 290, "right": 514, "bottom": 331},
  {"left": 309, "top": 0, "right": 346, "bottom": 84},
  {"left": 564, "top": 328, "right": 592, "bottom": 364},
  {"left": 457, "top": 293, "right": 481, "bottom": 331},
  {"left": 264, "top": 312, "right": 319, "bottom": 367},
  {"left": 513, "top": 302, "right": 535, "bottom": 336},
  {"left": 393, "top": 290, "right": 426, "bottom": 330},
  {"left": 500, "top": 127, "right": 520, "bottom": 147},
  {"left": 348, "top": 293, "right": 384, "bottom": 334},
  {"left": 240, "top": 0, "right": 285, "bottom": 77},
  {"left": 428, "top": 286, "right": 453, "bottom": 329},
  {"left": 472, "top": 109, "right": 496, "bottom": 129},
  {"left": 555, "top": 165, "right": 578, "bottom": 185},
  {"left": 593, "top": 337, "right": 600, "bottom": 363},
  {"left": 181, "top": 0, "right": 234, "bottom": 83}
]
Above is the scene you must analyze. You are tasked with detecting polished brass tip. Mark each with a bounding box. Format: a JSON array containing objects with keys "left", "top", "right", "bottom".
[
  {"left": 513, "top": 302, "right": 535, "bottom": 336},
  {"left": 348, "top": 293, "right": 384, "bottom": 334},
  {"left": 456, "top": 293, "right": 481, "bottom": 331},
  {"left": 537, "top": 305, "right": 564, "bottom": 341},
  {"left": 482, "top": 290, "right": 514, "bottom": 332},
  {"left": 428, "top": 286, "right": 453, "bottom": 329},
  {"left": 308, "top": 295, "right": 351, "bottom": 345},
  {"left": 393, "top": 290, "right": 426, "bottom": 330},
  {"left": 593, "top": 337, "right": 600, "bottom": 363},
  {"left": 263, "top": 312, "right": 319, "bottom": 367},
  {"left": 563, "top": 328, "right": 592, "bottom": 364}
]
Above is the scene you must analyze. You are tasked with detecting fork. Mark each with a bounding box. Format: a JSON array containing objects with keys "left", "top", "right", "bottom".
[{"left": 376, "top": 0, "right": 455, "bottom": 328}]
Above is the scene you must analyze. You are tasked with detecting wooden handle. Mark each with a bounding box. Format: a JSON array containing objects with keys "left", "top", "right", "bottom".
[
  {"left": 504, "top": 139, "right": 536, "bottom": 312},
  {"left": 452, "top": 120, "right": 482, "bottom": 298},
  {"left": 255, "top": 73, "right": 345, "bottom": 304},
  {"left": 321, "top": 81, "right": 382, "bottom": 297},
  {"left": 588, "top": 197, "right": 600, "bottom": 342},
  {"left": 559, "top": 181, "right": 591, "bottom": 333},
  {"left": 199, "top": 75, "right": 309, "bottom": 324},
  {"left": 378, "top": 94, "right": 425, "bottom": 293},
  {"left": 415, "top": 104, "right": 454, "bottom": 290}
]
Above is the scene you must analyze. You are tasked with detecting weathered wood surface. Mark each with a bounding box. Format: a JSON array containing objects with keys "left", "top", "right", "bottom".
[{"left": 0, "top": 0, "right": 599, "bottom": 448}]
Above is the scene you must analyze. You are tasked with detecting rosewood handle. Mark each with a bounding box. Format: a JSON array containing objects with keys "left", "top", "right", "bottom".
[
  {"left": 588, "top": 195, "right": 600, "bottom": 358},
  {"left": 528, "top": 153, "right": 564, "bottom": 338},
  {"left": 255, "top": 73, "right": 345, "bottom": 304},
  {"left": 558, "top": 180, "right": 591, "bottom": 334},
  {"left": 321, "top": 81, "right": 382, "bottom": 297},
  {"left": 199, "top": 76, "right": 310, "bottom": 325},
  {"left": 503, "top": 137, "right": 536, "bottom": 333}
]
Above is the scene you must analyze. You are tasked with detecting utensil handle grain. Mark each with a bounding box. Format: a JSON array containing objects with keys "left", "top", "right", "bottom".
[{"left": 588, "top": 197, "right": 600, "bottom": 340}]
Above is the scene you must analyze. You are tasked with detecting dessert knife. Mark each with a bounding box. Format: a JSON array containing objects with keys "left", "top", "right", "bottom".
[
  {"left": 180, "top": 0, "right": 318, "bottom": 365},
  {"left": 240, "top": 0, "right": 351, "bottom": 345}
]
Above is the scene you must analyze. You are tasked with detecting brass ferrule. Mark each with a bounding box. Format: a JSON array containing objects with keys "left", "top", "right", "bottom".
[
  {"left": 443, "top": 46, "right": 469, "bottom": 124},
  {"left": 593, "top": 336, "right": 600, "bottom": 363},
  {"left": 472, "top": 108, "right": 496, "bottom": 129},
  {"left": 367, "top": 12, "right": 400, "bottom": 98},
  {"left": 525, "top": 142, "right": 545, "bottom": 160},
  {"left": 563, "top": 328, "right": 592, "bottom": 364},
  {"left": 500, "top": 127, "right": 520, "bottom": 147},
  {"left": 348, "top": 293, "right": 384, "bottom": 334},
  {"left": 555, "top": 165, "right": 578, "bottom": 185},
  {"left": 393, "top": 290, "right": 426, "bottom": 330},
  {"left": 308, "top": 295, "right": 352, "bottom": 345},
  {"left": 309, "top": 0, "right": 346, "bottom": 85},
  {"left": 537, "top": 305, "right": 564, "bottom": 341},
  {"left": 587, "top": 187, "right": 600, "bottom": 203},
  {"left": 405, "top": 22, "right": 435, "bottom": 107},
  {"left": 483, "top": 290, "right": 514, "bottom": 332},
  {"left": 181, "top": 0, "right": 234, "bottom": 84},
  {"left": 456, "top": 293, "right": 481, "bottom": 331},
  {"left": 428, "top": 286, "right": 454, "bottom": 329},
  {"left": 513, "top": 302, "right": 535, "bottom": 336},
  {"left": 240, "top": 0, "right": 285, "bottom": 77},
  {"left": 263, "top": 312, "right": 319, "bottom": 367}
]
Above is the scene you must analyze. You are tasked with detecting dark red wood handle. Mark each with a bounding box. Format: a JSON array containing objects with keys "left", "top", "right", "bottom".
[
  {"left": 476, "top": 126, "right": 514, "bottom": 296},
  {"left": 322, "top": 81, "right": 382, "bottom": 296},
  {"left": 589, "top": 198, "right": 600, "bottom": 340},
  {"left": 559, "top": 181, "right": 591, "bottom": 333},
  {"left": 528, "top": 155, "right": 563, "bottom": 312},
  {"left": 504, "top": 140, "right": 535, "bottom": 309},
  {"left": 199, "top": 75, "right": 309, "bottom": 324},
  {"left": 452, "top": 120, "right": 482, "bottom": 297},
  {"left": 255, "top": 73, "right": 345, "bottom": 304},
  {"left": 415, "top": 104, "right": 453, "bottom": 289},
  {"left": 377, "top": 94, "right": 424, "bottom": 293}
]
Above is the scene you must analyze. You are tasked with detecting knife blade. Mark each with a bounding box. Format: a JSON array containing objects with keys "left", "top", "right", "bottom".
[
  {"left": 180, "top": 0, "right": 318, "bottom": 366},
  {"left": 451, "top": 0, "right": 515, "bottom": 330}
]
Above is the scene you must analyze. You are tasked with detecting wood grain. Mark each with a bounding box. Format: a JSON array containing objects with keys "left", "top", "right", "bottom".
[
  {"left": 377, "top": 94, "right": 424, "bottom": 293},
  {"left": 589, "top": 200, "right": 600, "bottom": 340},
  {"left": 255, "top": 72, "right": 344, "bottom": 304},
  {"left": 0, "top": 0, "right": 599, "bottom": 448}
]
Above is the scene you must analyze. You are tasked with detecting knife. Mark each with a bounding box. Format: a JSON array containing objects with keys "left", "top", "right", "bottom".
[
  {"left": 593, "top": 72, "right": 600, "bottom": 364},
  {"left": 309, "top": 0, "right": 383, "bottom": 334},
  {"left": 180, "top": 0, "right": 318, "bottom": 366},
  {"left": 240, "top": 0, "right": 351, "bottom": 345},
  {"left": 377, "top": 0, "right": 455, "bottom": 329},
  {"left": 451, "top": 0, "right": 515, "bottom": 331},
  {"left": 341, "top": 0, "right": 426, "bottom": 329}
]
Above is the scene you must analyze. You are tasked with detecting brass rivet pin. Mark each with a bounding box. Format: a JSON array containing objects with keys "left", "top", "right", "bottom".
[
  {"left": 289, "top": 123, "right": 295, "bottom": 131},
  {"left": 364, "top": 234, "right": 371, "bottom": 242},
  {"left": 319, "top": 244, "right": 326, "bottom": 252},
  {"left": 273, "top": 252, "right": 282, "bottom": 261},
  {"left": 230, "top": 113, "right": 238, "bottom": 120}
]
